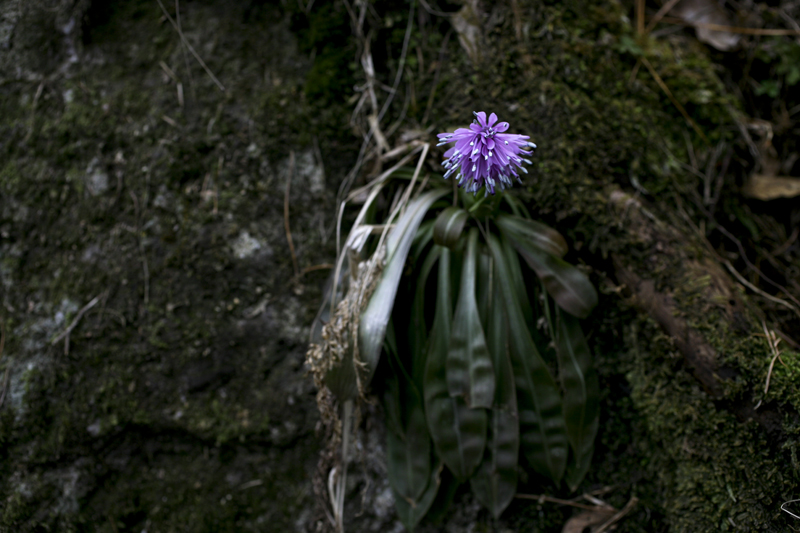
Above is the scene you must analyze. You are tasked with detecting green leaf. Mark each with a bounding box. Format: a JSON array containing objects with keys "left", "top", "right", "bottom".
[
  {"left": 501, "top": 229, "right": 534, "bottom": 328},
  {"left": 424, "top": 247, "right": 487, "bottom": 481},
  {"left": 470, "top": 407, "right": 519, "bottom": 518},
  {"left": 411, "top": 220, "right": 435, "bottom": 261},
  {"left": 410, "top": 246, "right": 442, "bottom": 388},
  {"left": 423, "top": 467, "right": 459, "bottom": 524},
  {"left": 499, "top": 222, "right": 597, "bottom": 319},
  {"left": 394, "top": 461, "right": 443, "bottom": 532},
  {"left": 475, "top": 245, "right": 492, "bottom": 326},
  {"left": 487, "top": 234, "right": 568, "bottom": 483},
  {"left": 350, "top": 189, "right": 448, "bottom": 398},
  {"left": 386, "top": 190, "right": 448, "bottom": 257},
  {"left": 433, "top": 206, "right": 469, "bottom": 249},
  {"left": 382, "top": 325, "right": 404, "bottom": 437},
  {"left": 564, "top": 443, "right": 594, "bottom": 493},
  {"left": 470, "top": 255, "right": 520, "bottom": 518},
  {"left": 446, "top": 229, "right": 495, "bottom": 409},
  {"left": 555, "top": 306, "right": 599, "bottom": 491},
  {"left": 387, "top": 401, "right": 433, "bottom": 503},
  {"left": 502, "top": 193, "right": 532, "bottom": 219},
  {"left": 495, "top": 213, "right": 568, "bottom": 258}
]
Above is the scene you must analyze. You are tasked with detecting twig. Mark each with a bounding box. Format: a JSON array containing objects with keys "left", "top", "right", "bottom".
[
  {"left": 422, "top": 28, "right": 452, "bottom": 126},
  {"left": 727, "top": 105, "right": 760, "bottom": 160},
  {"left": 175, "top": 0, "right": 196, "bottom": 103},
  {"left": 24, "top": 82, "right": 44, "bottom": 142},
  {"left": 711, "top": 217, "right": 800, "bottom": 312},
  {"left": 515, "top": 493, "right": 611, "bottom": 512},
  {"left": 155, "top": 0, "right": 226, "bottom": 93},
  {"left": 722, "top": 259, "right": 799, "bottom": 318},
  {"left": 772, "top": 226, "right": 799, "bottom": 256},
  {"left": 641, "top": 57, "right": 709, "bottom": 145},
  {"left": 51, "top": 295, "right": 101, "bottom": 355},
  {"left": 418, "top": 0, "right": 452, "bottom": 17},
  {"left": 336, "top": 144, "right": 425, "bottom": 257},
  {"left": 774, "top": 329, "right": 800, "bottom": 350},
  {"left": 384, "top": 82, "right": 413, "bottom": 139},
  {"left": 636, "top": 0, "right": 645, "bottom": 35},
  {"left": 377, "top": 0, "right": 414, "bottom": 122},
  {"left": 312, "top": 136, "right": 326, "bottom": 186},
  {"left": 595, "top": 496, "right": 639, "bottom": 533},
  {"left": 672, "top": 193, "right": 800, "bottom": 320},
  {"left": 760, "top": 320, "right": 783, "bottom": 399},
  {"left": 285, "top": 151, "right": 300, "bottom": 279},
  {"left": 644, "top": 0, "right": 682, "bottom": 34},
  {"left": 159, "top": 60, "right": 179, "bottom": 82},
  {"left": 159, "top": 60, "right": 185, "bottom": 108},
  {"left": 301, "top": 264, "right": 335, "bottom": 275}
]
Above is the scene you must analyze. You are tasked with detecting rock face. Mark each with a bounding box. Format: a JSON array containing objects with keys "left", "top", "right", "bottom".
[
  {"left": 1, "top": 0, "right": 798, "bottom": 532},
  {"left": 0, "top": 1, "right": 334, "bottom": 530}
]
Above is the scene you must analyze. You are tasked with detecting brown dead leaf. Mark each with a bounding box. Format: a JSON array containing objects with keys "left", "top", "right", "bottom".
[
  {"left": 742, "top": 174, "right": 800, "bottom": 200},
  {"left": 451, "top": 0, "right": 483, "bottom": 65},
  {"left": 673, "top": 0, "right": 741, "bottom": 51}
]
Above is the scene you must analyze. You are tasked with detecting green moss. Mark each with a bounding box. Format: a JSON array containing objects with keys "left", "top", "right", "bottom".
[
  {"left": 417, "top": 0, "right": 795, "bottom": 530},
  {"left": 291, "top": 0, "right": 355, "bottom": 104}
]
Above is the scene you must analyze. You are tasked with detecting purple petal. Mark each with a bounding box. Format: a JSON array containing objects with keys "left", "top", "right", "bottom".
[
  {"left": 495, "top": 122, "right": 509, "bottom": 132},
  {"left": 475, "top": 111, "right": 487, "bottom": 127},
  {"left": 487, "top": 113, "right": 498, "bottom": 127}
]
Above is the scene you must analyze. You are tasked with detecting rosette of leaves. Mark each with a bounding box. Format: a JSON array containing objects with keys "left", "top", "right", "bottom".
[{"left": 309, "top": 168, "right": 599, "bottom": 531}]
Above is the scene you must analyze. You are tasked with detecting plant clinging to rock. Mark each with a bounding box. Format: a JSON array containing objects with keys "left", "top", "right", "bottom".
[{"left": 309, "top": 113, "right": 599, "bottom": 531}]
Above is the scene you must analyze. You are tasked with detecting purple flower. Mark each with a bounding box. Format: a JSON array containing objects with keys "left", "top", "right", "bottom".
[{"left": 437, "top": 111, "right": 536, "bottom": 195}]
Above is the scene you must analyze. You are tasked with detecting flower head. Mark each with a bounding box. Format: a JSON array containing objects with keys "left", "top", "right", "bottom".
[{"left": 437, "top": 111, "right": 536, "bottom": 195}]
